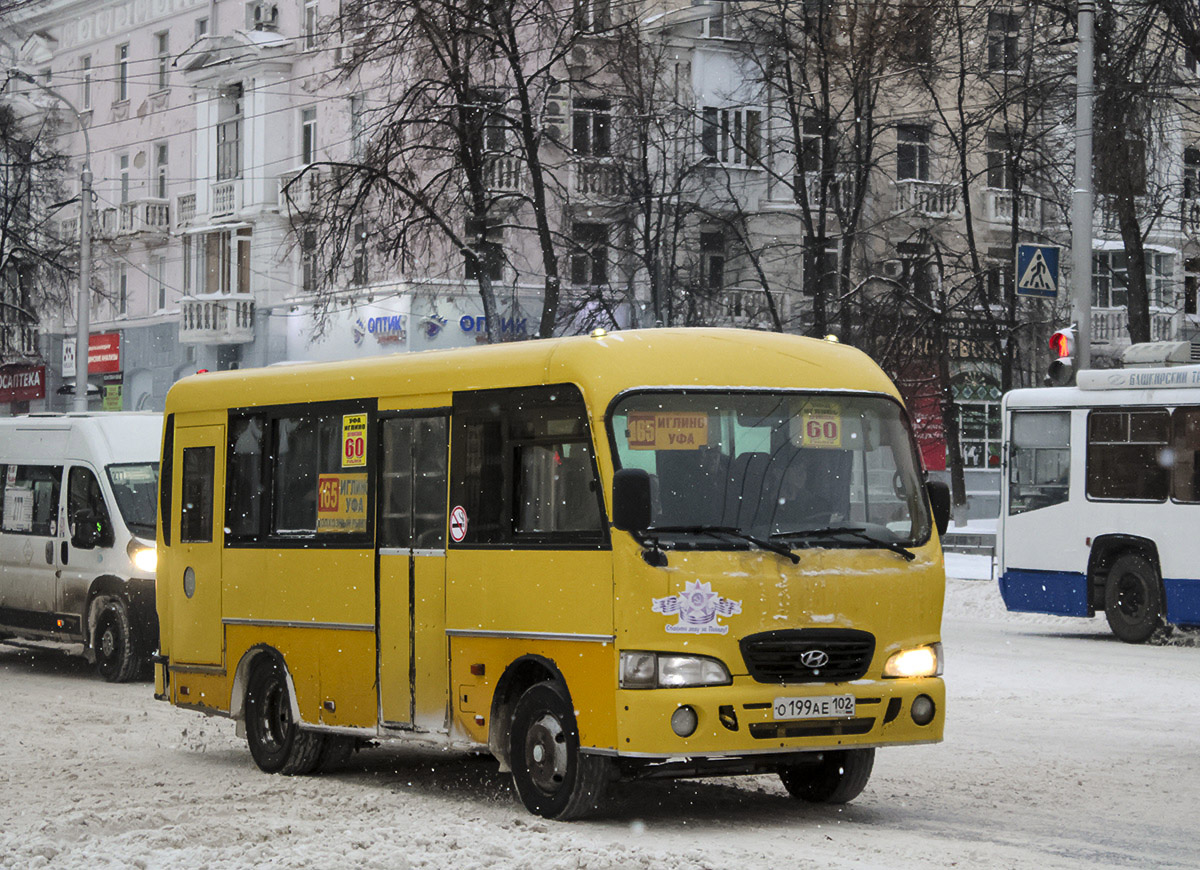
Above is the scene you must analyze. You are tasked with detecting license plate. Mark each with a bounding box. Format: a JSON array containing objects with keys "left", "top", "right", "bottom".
[{"left": 772, "top": 694, "right": 855, "bottom": 720}]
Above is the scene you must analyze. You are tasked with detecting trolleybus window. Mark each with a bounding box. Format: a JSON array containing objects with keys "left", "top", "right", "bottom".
[
  {"left": 1171, "top": 407, "right": 1200, "bottom": 503},
  {"left": 1087, "top": 409, "right": 1169, "bottom": 501},
  {"left": 1007, "top": 411, "right": 1070, "bottom": 514}
]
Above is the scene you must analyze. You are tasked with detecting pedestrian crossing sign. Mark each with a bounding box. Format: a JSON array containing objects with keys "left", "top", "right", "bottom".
[{"left": 1016, "top": 244, "right": 1060, "bottom": 298}]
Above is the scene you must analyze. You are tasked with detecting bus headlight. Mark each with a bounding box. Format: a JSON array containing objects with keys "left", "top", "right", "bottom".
[
  {"left": 619, "top": 651, "right": 731, "bottom": 689},
  {"left": 128, "top": 539, "right": 157, "bottom": 574},
  {"left": 882, "top": 643, "right": 943, "bottom": 678}
]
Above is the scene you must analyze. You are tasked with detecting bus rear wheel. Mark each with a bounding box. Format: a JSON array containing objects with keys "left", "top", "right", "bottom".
[
  {"left": 1105, "top": 553, "right": 1165, "bottom": 644},
  {"left": 508, "top": 681, "right": 609, "bottom": 820},
  {"left": 779, "top": 748, "right": 875, "bottom": 804},
  {"left": 244, "top": 658, "right": 325, "bottom": 775},
  {"left": 94, "top": 599, "right": 140, "bottom": 683}
]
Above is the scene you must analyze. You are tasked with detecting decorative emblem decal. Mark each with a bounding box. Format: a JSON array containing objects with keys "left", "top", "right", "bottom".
[
  {"left": 652, "top": 581, "right": 742, "bottom": 635},
  {"left": 800, "top": 650, "right": 830, "bottom": 669}
]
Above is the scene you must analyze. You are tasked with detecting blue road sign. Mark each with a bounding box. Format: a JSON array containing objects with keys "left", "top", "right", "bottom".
[{"left": 1016, "top": 244, "right": 1060, "bottom": 298}]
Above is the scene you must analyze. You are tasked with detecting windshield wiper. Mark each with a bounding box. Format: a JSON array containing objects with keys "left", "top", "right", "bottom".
[
  {"left": 645, "top": 525, "right": 800, "bottom": 564},
  {"left": 770, "top": 526, "right": 916, "bottom": 562}
]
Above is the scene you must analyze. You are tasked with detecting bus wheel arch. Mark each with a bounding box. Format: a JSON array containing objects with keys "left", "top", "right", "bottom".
[
  {"left": 1103, "top": 551, "right": 1166, "bottom": 644},
  {"left": 241, "top": 648, "right": 326, "bottom": 775},
  {"left": 489, "top": 655, "right": 564, "bottom": 772}
]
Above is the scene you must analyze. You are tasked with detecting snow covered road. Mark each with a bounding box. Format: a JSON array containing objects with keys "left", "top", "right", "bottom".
[{"left": 2, "top": 572, "right": 1197, "bottom": 870}]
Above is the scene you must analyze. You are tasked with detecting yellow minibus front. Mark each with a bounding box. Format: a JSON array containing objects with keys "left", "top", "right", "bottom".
[{"left": 156, "top": 328, "right": 946, "bottom": 819}]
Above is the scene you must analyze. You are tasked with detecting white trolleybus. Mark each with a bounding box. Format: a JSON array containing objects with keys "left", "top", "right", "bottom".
[{"left": 999, "top": 343, "right": 1200, "bottom": 642}]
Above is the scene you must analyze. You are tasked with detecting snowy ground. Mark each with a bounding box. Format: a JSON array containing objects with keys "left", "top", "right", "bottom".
[{"left": 2, "top": 557, "right": 1198, "bottom": 870}]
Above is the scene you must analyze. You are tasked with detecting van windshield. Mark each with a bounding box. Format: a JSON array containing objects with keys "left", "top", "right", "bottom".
[
  {"left": 107, "top": 463, "right": 159, "bottom": 538},
  {"left": 609, "top": 391, "right": 931, "bottom": 549}
]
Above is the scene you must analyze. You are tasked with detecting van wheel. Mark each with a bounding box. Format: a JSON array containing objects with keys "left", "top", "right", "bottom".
[
  {"left": 1105, "top": 553, "right": 1165, "bottom": 644},
  {"left": 779, "top": 748, "right": 875, "bottom": 803},
  {"left": 244, "top": 658, "right": 325, "bottom": 775},
  {"left": 94, "top": 599, "right": 139, "bottom": 683},
  {"left": 509, "top": 681, "right": 610, "bottom": 820}
]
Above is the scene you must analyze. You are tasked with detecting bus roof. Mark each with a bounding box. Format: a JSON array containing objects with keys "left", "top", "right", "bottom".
[
  {"left": 165, "top": 328, "right": 902, "bottom": 413},
  {"left": 1005, "top": 377, "right": 1200, "bottom": 411}
]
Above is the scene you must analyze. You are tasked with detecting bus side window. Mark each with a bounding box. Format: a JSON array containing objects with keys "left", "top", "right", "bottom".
[
  {"left": 180, "top": 447, "right": 215, "bottom": 543},
  {"left": 2, "top": 465, "right": 63, "bottom": 536},
  {"left": 1171, "top": 407, "right": 1200, "bottom": 503},
  {"left": 227, "top": 414, "right": 266, "bottom": 539},
  {"left": 1086, "top": 410, "right": 1168, "bottom": 501},
  {"left": 1008, "top": 412, "right": 1070, "bottom": 514}
]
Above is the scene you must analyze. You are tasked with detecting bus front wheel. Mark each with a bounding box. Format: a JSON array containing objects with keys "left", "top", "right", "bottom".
[
  {"left": 244, "top": 658, "right": 325, "bottom": 775},
  {"left": 779, "top": 748, "right": 875, "bottom": 803},
  {"left": 1104, "top": 553, "right": 1166, "bottom": 644},
  {"left": 508, "top": 681, "right": 609, "bottom": 820}
]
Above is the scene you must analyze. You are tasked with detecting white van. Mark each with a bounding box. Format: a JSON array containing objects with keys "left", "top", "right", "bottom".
[{"left": 0, "top": 413, "right": 162, "bottom": 681}]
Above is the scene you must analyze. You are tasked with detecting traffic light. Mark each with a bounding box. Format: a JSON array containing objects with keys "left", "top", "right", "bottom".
[{"left": 1045, "top": 326, "right": 1075, "bottom": 386}]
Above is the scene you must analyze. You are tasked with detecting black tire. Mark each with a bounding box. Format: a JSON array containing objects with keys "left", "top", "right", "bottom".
[
  {"left": 94, "top": 599, "right": 140, "bottom": 683},
  {"left": 1105, "top": 553, "right": 1166, "bottom": 644},
  {"left": 244, "top": 658, "right": 326, "bottom": 775},
  {"left": 508, "top": 681, "right": 610, "bottom": 820},
  {"left": 779, "top": 748, "right": 875, "bottom": 804}
]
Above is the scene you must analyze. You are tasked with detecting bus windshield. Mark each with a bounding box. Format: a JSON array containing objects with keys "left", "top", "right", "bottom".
[
  {"left": 107, "top": 463, "right": 159, "bottom": 538},
  {"left": 610, "top": 392, "right": 931, "bottom": 547}
]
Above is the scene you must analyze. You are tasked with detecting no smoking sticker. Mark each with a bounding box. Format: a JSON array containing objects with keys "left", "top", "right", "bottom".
[{"left": 449, "top": 505, "right": 468, "bottom": 543}]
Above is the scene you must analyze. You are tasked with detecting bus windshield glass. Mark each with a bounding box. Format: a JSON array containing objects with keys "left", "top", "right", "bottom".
[
  {"left": 610, "top": 392, "right": 931, "bottom": 547},
  {"left": 107, "top": 463, "right": 160, "bottom": 538}
]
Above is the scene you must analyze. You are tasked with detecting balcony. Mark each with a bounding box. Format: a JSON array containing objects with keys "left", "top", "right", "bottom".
[
  {"left": 117, "top": 198, "right": 171, "bottom": 242},
  {"left": 179, "top": 294, "right": 255, "bottom": 345},
  {"left": 211, "top": 179, "right": 243, "bottom": 220},
  {"left": 894, "top": 179, "right": 961, "bottom": 218},
  {"left": 985, "top": 188, "right": 1040, "bottom": 227},
  {"left": 279, "top": 166, "right": 322, "bottom": 212},
  {"left": 484, "top": 155, "right": 524, "bottom": 193},
  {"left": 0, "top": 322, "right": 39, "bottom": 361},
  {"left": 1091, "top": 307, "right": 1175, "bottom": 346},
  {"left": 572, "top": 158, "right": 625, "bottom": 200},
  {"left": 176, "top": 192, "right": 196, "bottom": 229},
  {"left": 800, "top": 171, "right": 855, "bottom": 214}
]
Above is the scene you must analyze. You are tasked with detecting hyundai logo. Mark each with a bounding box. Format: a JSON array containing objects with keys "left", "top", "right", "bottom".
[{"left": 800, "top": 649, "right": 830, "bottom": 668}]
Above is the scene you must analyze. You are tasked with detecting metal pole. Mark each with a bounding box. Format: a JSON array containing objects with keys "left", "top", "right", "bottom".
[
  {"left": 1072, "top": 0, "right": 1095, "bottom": 370},
  {"left": 7, "top": 71, "right": 93, "bottom": 410}
]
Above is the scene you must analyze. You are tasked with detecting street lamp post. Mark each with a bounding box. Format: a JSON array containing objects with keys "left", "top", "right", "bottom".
[{"left": 8, "top": 70, "right": 92, "bottom": 411}]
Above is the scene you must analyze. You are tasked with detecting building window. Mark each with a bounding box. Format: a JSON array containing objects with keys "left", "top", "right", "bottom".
[
  {"left": 301, "top": 107, "right": 318, "bottom": 164},
  {"left": 987, "top": 11, "right": 1020, "bottom": 72},
  {"left": 152, "top": 257, "right": 167, "bottom": 310},
  {"left": 702, "top": 107, "right": 762, "bottom": 167},
  {"left": 986, "top": 132, "right": 1013, "bottom": 189},
  {"left": 896, "top": 125, "right": 930, "bottom": 181},
  {"left": 201, "top": 228, "right": 252, "bottom": 295},
  {"left": 1186, "top": 257, "right": 1200, "bottom": 316},
  {"left": 895, "top": 2, "right": 933, "bottom": 64},
  {"left": 1093, "top": 250, "right": 1174, "bottom": 310},
  {"left": 116, "top": 44, "right": 129, "bottom": 102},
  {"left": 216, "top": 85, "right": 242, "bottom": 181},
  {"left": 351, "top": 222, "right": 369, "bottom": 285},
  {"left": 570, "top": 222, "right": 608, "bottom": 285},
  {"left": 699, "top": 231, "right": 725, "bottom": 289},
  {"left": 118, "top": 154, "right": 130, "bottom": 204},
  {"left": 1185, "top": 146, "right": 1200, "bottom": 199},
  {"left": 81, "top": 56, "right": 92, "bottom": 110},
  {"left": 985, "top": 247, "right": 1012, "bottom": 306},
  {"left": 574, "top": 0, "right": 611, "bottom": 32},
  {"left": 304, "top": 0, "right": 320, "bottom": 49},
  {"left": 464, "top": 217, "right": 504, "bottom": 283},
  {"left": 800, "top": 114, "right": 827, "bottom": 176},
  {"left": 195, "top": 17, "right": 209, "bottom": 39},
  {"left": 155, "top": 31, "right": 170, "bottom": 90},
  {"left": 805, "top": 239, "right": 839, "bottom": 297},
  {"left": 182, "top": 235, "right": 192, "bottom": 293},
  {"left": 572, "top": 98, "right": 610, "bottom": 157},
  {"left": 302, "top": 229, "right": 318, "bottom": 292},
  {"left": 113, "top": 263, "right": 128, "bottom": 316},
  {"left": 154, "top": 142, "right": 169, "bottom": 200},
  {"left": 349, "top": 94, "right": 365, "bottom": 158}
]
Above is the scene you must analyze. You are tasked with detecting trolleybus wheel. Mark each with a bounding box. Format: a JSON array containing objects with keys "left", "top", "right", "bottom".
[
  {"left": 1104, "top": 553, "right": 1165, "bottom": 644},
  {"left": 779, "top": 748, "right": 875, "bottom": 804},
  {"left": 94, "top": 599, "right": 139, "bottom": 684},
  {"left": 244, "top": 657, "right": 325, "bottom": 775},
  {"left": 508, "top": 681, "right": 610, "bottom": 820}
]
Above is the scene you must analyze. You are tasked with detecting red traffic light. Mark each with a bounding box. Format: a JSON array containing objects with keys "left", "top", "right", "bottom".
[{"left": 1049, "top": 328, "right": 1074, "bottom": 359}]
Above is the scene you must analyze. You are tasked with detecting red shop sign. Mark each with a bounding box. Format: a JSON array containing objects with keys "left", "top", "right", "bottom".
[
  {"left": 0, "top": 365, "right": 46, "bottom": 403},
  {"left": 88, "top": 332, "right": 122, "bottom": 374}
]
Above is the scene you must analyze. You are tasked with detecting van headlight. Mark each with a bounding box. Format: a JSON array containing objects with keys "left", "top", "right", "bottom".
[
  {"left": 127, "top": 539, "right": 157, "bottom": 574},
  {"left": 882, "top": 643, "right": 943, "bottom": 678},
  {"left": 619, "top": 651, "right": 731, "bottom": 689}
]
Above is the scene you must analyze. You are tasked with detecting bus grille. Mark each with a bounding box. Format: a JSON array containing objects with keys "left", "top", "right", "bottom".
[
  {"left": 739, "top": 629, "right": 876, "bottom": 684},
  {"left": 749, "top": 718, "right": 876, "bottom": 740}
]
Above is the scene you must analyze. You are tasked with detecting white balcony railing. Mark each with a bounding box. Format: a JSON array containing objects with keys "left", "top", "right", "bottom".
[
  {"left": 179, "top": 294, "right": 255, "bottom": 345},
  {"left": 484, "top": 155, "right": 524, "bottom": 192},
  {"left": 211, "top": 180, "right": 242, "bottom": 219},
  {"left": 1091, "top": 308, "right": 1175, "bottom": 345},
  {"left": 117, "top": 198, "right": 170, "bottom": 238},
  {"left": 985, "top": 188, "right": 1040, "bottom": 227},
  {"left": 279, "top": 166, "right": 322, "bottom": 211},
  {"left": 801, "top": 171, "right": 855, "bottom": 213},
  {"left": 176, "top": 192, "right": 196, "bottom": 228},
  {"left": 894, "top": 178, "right": 961, "bottom": 218},
  {"left": 572, "top": 158, "right": 625, "bottom": 199}
]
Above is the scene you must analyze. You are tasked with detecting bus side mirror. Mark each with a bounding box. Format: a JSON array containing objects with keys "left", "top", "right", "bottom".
[
  {"left": 926, "top": 480, "right": 950, "bottom": 537},
  {"left": 612, "top": 468, "right": 653, "bottom": 532}
]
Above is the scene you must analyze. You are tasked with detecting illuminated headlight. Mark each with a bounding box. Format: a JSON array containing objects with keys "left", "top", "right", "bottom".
[
  {"left": 882, "top": 643, "right": 943, "bottom": 678},
  {"left": 619, "top": 651, "right": 731, "bottom": 689},
  {"left": 128, "top": 539, "right": 157, "bottom": 574}
]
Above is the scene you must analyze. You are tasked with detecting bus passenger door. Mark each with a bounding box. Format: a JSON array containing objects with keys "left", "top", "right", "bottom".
[
  {"left": 377, "top": 413, "right": 448, "bottom": 730},
  {"left": 170, "top": 425, "right": 225, "bottom": 666}
]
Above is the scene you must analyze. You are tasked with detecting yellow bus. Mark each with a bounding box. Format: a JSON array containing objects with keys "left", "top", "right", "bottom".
[{"left": 155, "top": 328, "right": 948, "bottom": 819}]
